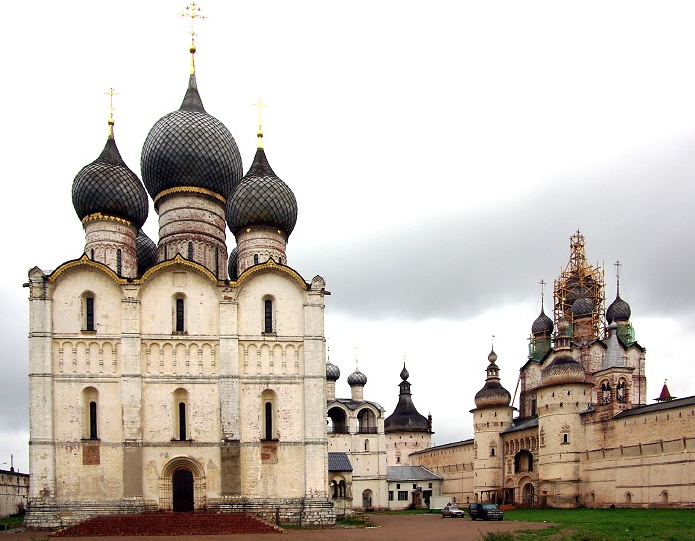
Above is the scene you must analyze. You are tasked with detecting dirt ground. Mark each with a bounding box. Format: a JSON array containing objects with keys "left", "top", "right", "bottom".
[{"left": 1, "top": 514, "right": 552, "bottom": 541}]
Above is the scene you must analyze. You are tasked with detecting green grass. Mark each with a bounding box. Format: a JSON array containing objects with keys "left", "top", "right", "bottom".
[
  {"left": 374, "top": 508, "right": 431, "bottom": 515},
  {"left": 498, "top": 508, "right": 695, "bottom": 541},
  {"left": 0, "top": 515, "right": 23, "bottom": 530}
]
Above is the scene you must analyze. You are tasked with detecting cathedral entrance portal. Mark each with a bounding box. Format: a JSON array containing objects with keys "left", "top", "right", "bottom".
[{"left": 172, "top": 467, "right": 194, "bottom": 512}]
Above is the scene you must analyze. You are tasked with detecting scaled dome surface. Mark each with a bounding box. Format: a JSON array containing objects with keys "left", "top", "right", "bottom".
[
  {"left": 227, "top": 247, "right": 238, "bottom": 280},
  {"left": 72, "top": 134, "right": 149, "bottom": 228},
  {"left": 474, "top": 380, "right": 511, "bottom": 408},
  {"left": 136, "top": 229, "right": 158, "bottom": 275},
  {"left": 606, "top": 295, "right": 631, "bottom": 323},
  {"left": 541, "top": 353, "right": 585, "bottom": 386},
  {"left": 326, "top": 361, "right": 341, "bottom": 381},
  {"left": 226, "top": 148, "right": 298, "bottom": 236},
  {"left": 141, "top": 76, "right": 243, "bottom": 202},
  {"left": 571, "top": 297, "right": 593, "bottom": 317},
  {"left": 347, "top": 368, "right": 367, "bottom": 386},
  {"left": 532, "top": 308, "right": 554, "bottom": 334}
]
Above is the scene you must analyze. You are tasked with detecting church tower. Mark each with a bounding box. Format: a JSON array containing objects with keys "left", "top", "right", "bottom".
[
  {"left": 384, "top": 364, "right": 432, "bottom": 466},
  {"left": 536, "top": 317, "right": 592, "bottom": 507},
  {"left": 471, "top": 349, "right": 513, "bottom": 503}
]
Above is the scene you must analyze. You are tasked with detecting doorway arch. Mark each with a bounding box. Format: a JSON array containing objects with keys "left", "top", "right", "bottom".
[{"left": 172, "top": 468, "right": 194, "bottom": 512}]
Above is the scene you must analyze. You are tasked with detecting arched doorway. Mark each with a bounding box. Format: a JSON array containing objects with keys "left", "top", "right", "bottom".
[
  {"left": 522, "top": 482, "right": 535, "bottom": 507},
  {"left": 362, "top": 489, "right": 373, "bottom": 509},
  {"left": 172, "top": 468, "right": 194, "bottom": 512}
]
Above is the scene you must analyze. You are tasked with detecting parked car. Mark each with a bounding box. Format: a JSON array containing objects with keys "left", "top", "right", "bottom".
[
  {"left": 468, "top": 503, "right": 504, "bottom": 520},
  {"left": 441, "top": 505, "right": 465, "bottom": 518}
]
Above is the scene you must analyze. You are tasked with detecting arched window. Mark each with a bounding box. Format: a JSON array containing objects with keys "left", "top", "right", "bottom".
[
  {"left": 357, "top": 409, "right": 376, "bottom": 434},
  {"left": 327, "top": 407, "right": 348, "bottom": 434},
  {"left": 187, "top": 242, "right": 193, "bottom": 259},
  {"left": 83, "top": 292, "right": 95, "bottom": 332},
  {"left": 215, "top": 247, "right": 219, "bottom": 278},
  {"left": 601, "top": 381, "right": 612, "bottom": 405},
  {"left": 83, "top": 387, "right": 99, "bottom": 440},
  {"left": 625, "top": 492, "right": 632, "bottom": 504},
  {"left": 116, "top": 249, "right": 122, "bottom": 275},
  {"left": 90, "top": 248, "right": 95, "bottom": 260},
  {"left": 261, "top": 390, "right": 277, "bottom": 440},
  {"left": 164, "top": 245, "right": 168, "bottom": 260},
  {"left": 364, "top": 439, "right": 370, "bottom": 452},
  {"left": 174, "top": 295, "right": 185, "bottom": 333},
  {"left": 254, "top": 254, "right": 259, "bottom": 265},
  {"left": 263, "top": 297, "right": 274, "bottom": 334},
  {"left": 661, "top": 490, "right": 668, "bottom": 504},
  {"left": 617, "top": 380, "right": 627, "bottom": 403},
  {"left": 173, "top": 388, "right": 189, "bottom": 441}
]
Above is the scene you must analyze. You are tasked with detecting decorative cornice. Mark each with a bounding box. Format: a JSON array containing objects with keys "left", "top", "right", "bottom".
[
  {"left": 139, "top": 253, "right": 220, "bottom": 284},
  {"left": 235, "top": 258, "right": 307, "bottom": 289},
  {"left": 48, "top": 255, "right": 126, "bottom": 284},
  {"left": 154, "top": 186, "right": 226, "bottom": 207},
  {"left": 82, "top": 213, "right": 134, "bottom": 227}
]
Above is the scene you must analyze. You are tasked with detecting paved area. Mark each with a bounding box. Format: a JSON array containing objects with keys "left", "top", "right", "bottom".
[{"left": 1, "top": 514, "right": 551, "bottom": 541}]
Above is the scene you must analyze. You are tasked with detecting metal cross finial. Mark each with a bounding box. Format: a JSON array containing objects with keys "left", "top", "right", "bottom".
[
  {"left": 353, "top": 345, "right": 359, "bottom": 368},
  {"left": 180, "top": 2, "right": 206, "bottom": 38},
  {"left": 614, "top": 260, "right": 622, "bottom": 295},
  {"left": 491, "top": 334, "right": 495, "bottom": 349},
  {"left": 539, "top": 279, "right": 546, "bottom": 305},
  {"left": 252, "top": 98, "right": 267, "bottom": 146},
  {"left": 103, "top": 87, "right": 119, "bottom": 134}
]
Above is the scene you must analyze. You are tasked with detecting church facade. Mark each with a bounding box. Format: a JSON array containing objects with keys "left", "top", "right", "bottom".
[
  {"left": 412, "top": 232, "right": 695, "bottom": 509},
  {"left": 26, "top": 36, "right": 333, "bottom": 527}
]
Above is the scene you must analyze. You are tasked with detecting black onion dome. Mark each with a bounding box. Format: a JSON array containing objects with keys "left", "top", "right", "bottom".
[
  {"left": 571, "top": 297, "right": 593, "bottom": 317},
  {"left": 226, "top": 147, "right": 298, "bottom": 236},
  {"left": 141, "top": 75, "right": 243, "bottom": 201},
  {"left": 326, "top": 360, "right": 341, "bottom": 381},
  {"left": 136, "top": 229, "right": 158, "bottom": 275},
  {"left": 385, "top": 364, "right": 430, "bottom": 432},
  {"left": 532, "top": 308, "right": 554, "bottom": 334},
  {"left": 541, "top": 353, "right": 585, "bottom": 386},
  {"left": 347, "top": 368, "right": 367, "bottom": 386},
  {"left": 606, "top": 295, "right": 631, "bottom": 323},
  {"left": 72, "top": 133, "right": 149, "bottom": 228},
  {"left": 228, "top": 247, "right": 238, "bottom": 280},
  {"left": 474, "top": 381, "right": 511, "bottom": 408}
]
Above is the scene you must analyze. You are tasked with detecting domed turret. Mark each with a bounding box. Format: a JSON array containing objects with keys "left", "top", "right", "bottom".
[
  {"left": 541, "top": 353, "right": 585, "bottom": 386},
  {"left": 136, "top": 229, "right": 158, "bottom": 276},
  {"left": 606, "top": 295, "right": 631, "bottom": 323},
  {"left": 141, "top": 74, "right": 243, "bottom": 202},
  {"left": 227, "top": 131, "right": 298, "bottom": 274},
  {"left": 385, "top": 363, "right": 430, "bottom": 433},
  {"left": 72, "top": 116, "right": 148, "bottom": 278},
  {"left": 532, "top": 308, "right": 554, "bottom": 335},
  {"left": 140, "top": 41, "right": 240, "bottom": 278},
  {"left": 347, "top": 368, "right": 367, "bottom": 386},
  {"left": 474, "top": 349, "right": 511, "bottom": 408},
  {"left": 326, "top": 360, "right": 341, "bottom": 382}
]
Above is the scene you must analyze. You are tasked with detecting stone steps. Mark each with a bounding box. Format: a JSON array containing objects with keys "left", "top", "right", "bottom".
[{"left": 53, "top": 512, "right": 283, "bottom": 537}]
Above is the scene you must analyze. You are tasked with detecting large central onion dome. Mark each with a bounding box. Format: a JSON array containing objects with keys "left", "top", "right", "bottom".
[
  {"left": 141, "top": 74, "right": 243, "bottom": 202},
  {"left": 72, "top": 130, "right": 149, "bottom": 227},
  {"left": 226, "top": 147, "right": 298, "bottom": 236},
  {"left": 474, "top": 349, "right": 512, "bottom": 408}
]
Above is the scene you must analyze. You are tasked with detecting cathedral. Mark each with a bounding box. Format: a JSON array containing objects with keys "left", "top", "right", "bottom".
[
  {"left": 26, "top": 16, "right": 332, "bottom": 527},
  {"left": 412, "top": 232, "right": 695, "bottom": 509}
]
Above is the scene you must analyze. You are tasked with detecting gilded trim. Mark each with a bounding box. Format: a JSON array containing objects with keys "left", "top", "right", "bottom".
[
  {"left": 139, "top": 254, "right": 219, "bottom": 284},
  {"left": 82, "top": 213, "right": 133, "bottom": 226},
  {"left": 48, "top": 255, "right": 127, "bottom": 284},
  {"left": 235, "top": 258, "right": 307, "bottom": 289},
  {"left": 154, "top": 186, "right": 226, "bottom": 206}
]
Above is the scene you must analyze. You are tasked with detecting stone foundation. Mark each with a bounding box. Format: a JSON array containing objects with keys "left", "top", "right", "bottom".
[{"left": 25, "top": 497, "right": 156, "bottom": 529}]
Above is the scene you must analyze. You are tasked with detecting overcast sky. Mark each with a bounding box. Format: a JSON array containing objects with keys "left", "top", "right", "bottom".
[{"left": 3, "top": 1, "right": 695, "bottom": 473}]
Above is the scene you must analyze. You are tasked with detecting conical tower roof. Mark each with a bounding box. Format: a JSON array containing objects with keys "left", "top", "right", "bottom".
[{"left": 385, "top": 363, "right": 430, "bottom": 433}]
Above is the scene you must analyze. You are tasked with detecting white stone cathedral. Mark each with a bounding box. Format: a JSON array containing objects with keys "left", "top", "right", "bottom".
[{"left": 26, "top": 38, "right": 333, "bottom": 527}]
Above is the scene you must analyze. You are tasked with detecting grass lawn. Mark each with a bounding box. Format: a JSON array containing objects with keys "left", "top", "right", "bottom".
[
  {"left": 0, "top": 515, "right": 23, "bottom": 530},
  {"left": 496, "top": 508, "right": 695, "bottom": 541}
]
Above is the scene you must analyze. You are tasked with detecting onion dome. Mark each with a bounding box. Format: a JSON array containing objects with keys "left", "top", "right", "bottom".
[
  {"left": 140, "top": 74, "right": 243, "bottom": 202},
  {"left": 474, "top": 349, "right": 511, "bottom": 408},
  {"left": 72, "top": 130, "right": 149, "bottom": 228},
  {"left": 226, "top": 147, "right": 298, "bottom": 236},
  {"left": 385, "top": 363, "right": 430, "bottom": 432},
  {"left": 541, "top": 352, "right": 585, "bottom": 386},
  {"left": 136, "top": 229, "right": 158, "bottom": 275},
  {"left": 347, "top": 367, "right": 367, "bottom": 386},
  {"left": 571, "top": 297, "right": 593, "bottom": 318},
  {"left": 228, "top": 247, "right": 238, "bottom": 280},
  {"left": 606, "top": 295, "right": 631, "bottom": 323},
  {"left": 326, "top": 360, "right": 341, "bottom": 382},
  {"left": 532, "top": 308, "right": 554, "bottom": 335}
]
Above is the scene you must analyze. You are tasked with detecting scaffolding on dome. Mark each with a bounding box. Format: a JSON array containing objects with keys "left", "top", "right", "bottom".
[{"left": 553, "top": 231, "right": 605, "bottom": 343}]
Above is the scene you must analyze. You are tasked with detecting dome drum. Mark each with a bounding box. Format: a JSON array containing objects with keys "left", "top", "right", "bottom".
[
  {"left": 235, "top": 226, "right": 288, "bottom": 274},
  {"left": 84, "top": 217, "right": 138, "bottom": 278}
]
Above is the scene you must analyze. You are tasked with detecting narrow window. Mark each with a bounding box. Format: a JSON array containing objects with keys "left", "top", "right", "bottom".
[
  {"left": 364, "top": 439, "right": 370, "bottom": 451},
  {"left": 90, "top": 248, "right": 94, "bottom": 259},
  {"left": 187, "top": 242, "right": 193, "bottom": 259},
  {"left": 254, "top": 254, "right": 259, "bottom": 265},
  {"left": 563, "top": 433, "right": 569, "bottom": 444},
  {"left": 215, "top": 247, "right": 219, "bottom": 278},
  {"left": 164, "top": 245, "right": 168, "bottom": 259},
  {"left": 179, "top": 402, "right": 187, "bottom": 440},
  {"left": 116, "top": 249, "right": 122, "bottom": 275},
  {"left": 265, "top": 401, "right": 273, "bottom": 440},
  {"left": 264, "top": 299, "right": 273, "bottom": 333},
  {"left": 85, "top": 296, "right": 95, "bottom": 331},
  {"left": 176, "top": 298, "right": 184, "bottom": 333},
  {"left": 89, "top": 401, "right": 98, "bottom": 439},
  {"left": 388, "top": 491, "right": 394, "bottom": 501}
]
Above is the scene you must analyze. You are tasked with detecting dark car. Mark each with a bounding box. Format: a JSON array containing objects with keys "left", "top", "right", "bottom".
[
  {"left": 469, "top": 503, "right": 504, "bottom": 520},
  {"left": 441, "top": 505, "right": 465, "bottom": 518}
]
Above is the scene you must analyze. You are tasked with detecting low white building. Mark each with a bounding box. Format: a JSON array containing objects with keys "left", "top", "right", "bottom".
[
  {"left": 0, "top": 469, "right": 29, "bottom": 518},
  {"left": 386, "top": 466, "right": 442, "bottom": 510}
]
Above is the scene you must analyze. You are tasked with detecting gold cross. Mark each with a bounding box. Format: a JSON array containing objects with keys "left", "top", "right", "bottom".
[
  {"left": 539, "top": 279, "right": 546, "bottom": 304},
  {"left": 353, "top": 345, "right": 359, "bottom": 367},
  {"left": 252, "top": 98, "right": 267, "bottom": 132},
  {"left": 180, "top": 2, "right": 207, "bottom": 39},
  {"left": 103, "top": 87, "right": 119, "bottom": 134}
]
